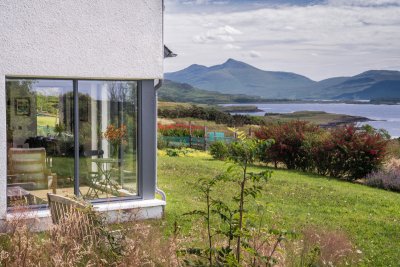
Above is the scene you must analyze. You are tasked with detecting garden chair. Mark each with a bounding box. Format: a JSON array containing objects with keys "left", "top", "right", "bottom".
[
  {"left": 47, "top": 193, "right": 123, "bottom": 248},
  {"left": 47, "top": 193, "right": 98, "bottom": 241}
]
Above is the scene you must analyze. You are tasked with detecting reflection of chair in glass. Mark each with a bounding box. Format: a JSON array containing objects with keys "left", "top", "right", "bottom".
[{"left": 8, "top": 148, "right": 57, "bottom": 192}]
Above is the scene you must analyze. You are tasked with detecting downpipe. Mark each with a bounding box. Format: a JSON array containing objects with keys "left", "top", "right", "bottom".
[{"left": 154, "top": 79, "right": 166, "bottom": 202}]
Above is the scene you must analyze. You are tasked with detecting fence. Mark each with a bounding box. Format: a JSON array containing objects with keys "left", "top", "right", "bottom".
[{"left": 160, "top": 135, "right": 235, "bottom": 150}]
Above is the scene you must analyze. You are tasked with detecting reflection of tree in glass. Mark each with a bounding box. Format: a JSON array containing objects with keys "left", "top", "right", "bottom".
[
  {"left": 36, "top": 93, "right": 59, "bottom": 115},
  {"left": 107, "top": 82, "right": 137, "bottom": 152},
  {"left": 6, "top": 80, "right": 36, "bottom": 143}
]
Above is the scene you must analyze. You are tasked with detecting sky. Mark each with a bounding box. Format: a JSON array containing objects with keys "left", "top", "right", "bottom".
[{"left": 164, "top": 0, "right": 400, "bottom": 81}]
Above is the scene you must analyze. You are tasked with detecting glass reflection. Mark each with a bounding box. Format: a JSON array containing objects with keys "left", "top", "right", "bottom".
[
  {"left": 78, "top": 81, "right": 137, "bottom": 199},
  {"left": 6, "top": 79, "right": 138, "bottom": 207},
  {"left": 6, "top": 79, "right": 75, "bottom": 206}
]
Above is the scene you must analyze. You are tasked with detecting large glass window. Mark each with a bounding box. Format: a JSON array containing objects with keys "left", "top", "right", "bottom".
[
  {"left": 78, "top": 81, "right": 137, "bottom": 200},
  {"left": 6, "top": 79, "right": 138, "bottom": 207}
]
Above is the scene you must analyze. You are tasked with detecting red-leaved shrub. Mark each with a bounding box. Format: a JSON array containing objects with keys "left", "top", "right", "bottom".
[
  {"left": 255, "top": 121, "right": 320, "bottom": 170},
  {"left": 256, "top": 122, "right": 388, "bottom": 180},
  {"left": 327, "top": 125, "right": 387, "bottom": 179}
]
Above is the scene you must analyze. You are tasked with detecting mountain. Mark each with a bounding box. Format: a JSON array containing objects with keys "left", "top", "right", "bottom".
[
  {"left": 334, "top": 80, "right": 400, "bottom": 100},
  {"left": 165, "top": 59, "right": 400, "bottom": 100},
  {"left": 312, "top": 70, "right": 400, "bottom": 99},
  {"left": 166, "top": 59, "right": 315, "bottom": 99},
  {"left": 158, "top": 80, "right": 266, "bottom": 104}
]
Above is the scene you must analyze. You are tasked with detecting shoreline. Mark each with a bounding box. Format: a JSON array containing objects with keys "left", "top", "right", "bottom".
[
  {"left": 221, "top": 100, "right": 400, "bottom": 106},
  {"left": 264, "top": 111, "right": 373, "bottom": 127}
]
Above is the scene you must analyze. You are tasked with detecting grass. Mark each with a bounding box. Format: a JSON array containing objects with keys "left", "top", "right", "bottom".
[
  {"left": 37, "top": 115, "right": 57, "bottom": 127},
  {"left": 158, "top": 152, "right": 400, "bottom": 266},
  {"left": 264, "top": 111, "right": 367, "bottom": 125}
]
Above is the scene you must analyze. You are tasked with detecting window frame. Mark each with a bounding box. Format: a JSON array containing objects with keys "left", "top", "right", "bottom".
[{"left": 5, "top": 77, "right": 143, "bottom": 211}]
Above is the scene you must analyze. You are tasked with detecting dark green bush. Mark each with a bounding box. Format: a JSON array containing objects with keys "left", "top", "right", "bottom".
[
  {"left": 157, "top": 133, "right": 168, "bottom": 149},
  {"left": 166, "top": 148, "right": 181, "bottom": 157},
  {"left": 209, "top": 141, "right": 229, "bottom": 160},
  {"left": 158, "top": 105, "right": 262, "bottom": 127}
]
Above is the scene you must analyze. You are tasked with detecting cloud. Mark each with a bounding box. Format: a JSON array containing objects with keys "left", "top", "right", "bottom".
[
  {"left": 193, "top": 25, "right": 242, "bottom": 43},
  {"left": 178, "top": 0, "right": 229, "bottom": 6},
  {"left": 164, "top": 2, "right": 400, "bottom": 80},
  {"left": 224, "top": 43, "right": 242, "bottom": 50},
  {"left": 328, "top": 0, "right": 400, "bottom": 7},
  {"left": 247, "top": 50, "right": 262, "bottom": 58}
]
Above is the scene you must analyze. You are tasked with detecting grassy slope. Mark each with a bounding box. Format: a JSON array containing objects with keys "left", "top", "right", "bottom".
[{"left": 158, "top": 152, "right": 400, "bottom": 266}]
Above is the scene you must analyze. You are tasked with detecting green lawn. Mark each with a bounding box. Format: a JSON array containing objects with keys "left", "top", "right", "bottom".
[
  {"left": 37, "top": 115, "right": 57, "bottom": 127},
  {"left": 158, "top": 152, "right": 400, "bottom": 266}
]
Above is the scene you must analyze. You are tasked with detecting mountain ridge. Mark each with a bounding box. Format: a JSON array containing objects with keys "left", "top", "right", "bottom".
[{"left": 165, "top": 59, "right": 400, "bottom": 100}]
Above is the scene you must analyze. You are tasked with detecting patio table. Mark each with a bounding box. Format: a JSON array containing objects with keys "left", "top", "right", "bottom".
[{"left": 86, "top": 158, "right": 122, "bottom": 198}]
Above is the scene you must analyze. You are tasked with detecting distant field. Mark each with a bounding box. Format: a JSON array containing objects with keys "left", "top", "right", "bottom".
[
  {"left": 37, "top": 115, "right": 57, "bottom": 127},
  {"left": 158, "top": 152, "right": 400, "bottom": 266},
  {"left": 264, "top": 110, "right": 367, "bottom": 126}
]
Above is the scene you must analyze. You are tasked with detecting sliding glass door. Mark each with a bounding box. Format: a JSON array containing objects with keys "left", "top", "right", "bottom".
[{"left": 6, "top": 78, "right": 138, "bottom": 207}]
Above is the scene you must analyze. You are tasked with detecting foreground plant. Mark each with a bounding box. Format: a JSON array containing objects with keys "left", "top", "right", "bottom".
[
  {"left": 181, "top": 129, "right": 288, "bottom": 266},
  {"left": 285, "top": 227, "right": 359, "bottom": 266},
  {"left": 0, "top": 206, "right": 180, "bottom": 266}
]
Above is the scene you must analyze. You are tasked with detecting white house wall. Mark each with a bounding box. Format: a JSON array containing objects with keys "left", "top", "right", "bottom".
[
  {"left": 0, "top": 0, "right": 163, "bottom": 79},
  {"left": 0, "top": 0, "right": 163, "bottom": 219}
]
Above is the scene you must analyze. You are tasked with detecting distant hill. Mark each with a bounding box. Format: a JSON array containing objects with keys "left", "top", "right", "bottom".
[
  {"left": 165, "top": 59, "right": 315, "bottom": 99},
  {"left": 165, "top": 59, "right": 400, "bottom": 100},
  {"left": 312, "top": 70, "right": 400, "bottom": 99},
  {"left": 158, "top": 80, "right": 266, "bottom": 104},
  {"left": 334, "top": 80, "right": 400, "bottom": 100}
]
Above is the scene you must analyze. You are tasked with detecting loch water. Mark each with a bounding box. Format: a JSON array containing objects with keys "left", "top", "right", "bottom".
[{"left": 222, "top": 103, "right": 400, "bottom": 138}]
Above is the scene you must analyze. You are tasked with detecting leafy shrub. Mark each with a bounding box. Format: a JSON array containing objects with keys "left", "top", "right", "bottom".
[
  {"left": 209, "top": 141, "right": 229, "bottom": 160},
  {"left": 328, "top": 125, "right": 387, "bottom": 180},
  {"left": 166, "top": 148, "right": 182, "bottom": 157},
  {"left": 255, "top": 122, "right": 388, "bottom": 180},
  {"left": 157, "top": 133, "right": 168, "bottom": 149},
  {"left": 255, "top": 121, "right": 320, "bottom": 170},
  {"left": 158, "top": 123, "right": 205, "bottom": 137},
  {"left": 165, "top": 148, "right": 193, "bottom": 157},
  {"left": 303, "top": 130, "right": 333, "bottom": 176}
]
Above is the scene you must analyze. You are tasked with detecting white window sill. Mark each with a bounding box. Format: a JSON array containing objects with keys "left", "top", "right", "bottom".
[{"left": 6, "top": 199, "right": 166, "bottom": 221}]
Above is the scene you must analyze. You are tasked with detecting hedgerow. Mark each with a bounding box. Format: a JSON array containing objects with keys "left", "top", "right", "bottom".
[{"left": 158, "top": 105, "right": 263, "bottom": 127}]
